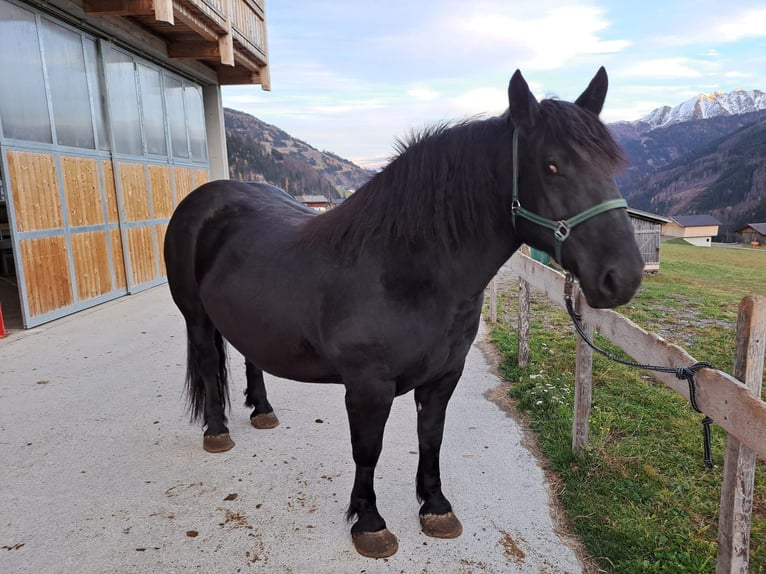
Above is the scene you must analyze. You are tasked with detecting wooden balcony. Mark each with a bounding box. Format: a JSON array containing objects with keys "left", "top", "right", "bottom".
[{"left": 83, "top": 0, "right": 269, "bottom": 87}]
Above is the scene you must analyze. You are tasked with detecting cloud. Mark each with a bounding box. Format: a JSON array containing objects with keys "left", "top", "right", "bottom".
[
  {"left": 450, "top": 87, "right": 507, "bottom": 116},
  {"left": 723, "top": 71, "right": 754, "bottom": 79},
  {"left": 364, "top": 2, "right": 629, "bottom": 79},
  {"left": 308, "top": 98, "right": 390, "bottom": 115},
  {"left": 719, "top": 9, "right": 766, "bottom": 41},
  {"left": 647, "top": 7, "right": 766, "bottom": 47},
  {"left": 267, "top": 61, "right": 370, "bottom": 93},
  {"left": 622, "top": 58, "right": 705, "bottom": 78},
  {"left": 460, "top": 5, "right": 630, "bottom": 69},
  {"left": 407, "top": 87, "right": 440, "bottom": 102}
]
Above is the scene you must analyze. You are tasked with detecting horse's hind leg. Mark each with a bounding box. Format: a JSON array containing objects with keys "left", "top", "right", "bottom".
[
  {"left": 244, "top": 360, "right": 279, "bottom": 429},
  {"left": 185, "top": 316, "right": 234, "bottom": 453},
  {"left": 414, "top": 371, "right": 463, "bottom": 539}
]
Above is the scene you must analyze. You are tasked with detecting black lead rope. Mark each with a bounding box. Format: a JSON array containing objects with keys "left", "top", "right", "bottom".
[{"left": 563, "top": 274, "right": 715, "bottom": 468}]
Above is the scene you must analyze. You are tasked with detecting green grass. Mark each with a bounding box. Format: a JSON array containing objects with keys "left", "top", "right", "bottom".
[{"left": 490, "top": 242, "right": 766, "bottom": 573}]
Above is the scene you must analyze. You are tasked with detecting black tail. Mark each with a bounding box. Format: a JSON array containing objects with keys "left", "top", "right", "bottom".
[{"left": 184, "top": 328, "right": 230, "bottom": 422}]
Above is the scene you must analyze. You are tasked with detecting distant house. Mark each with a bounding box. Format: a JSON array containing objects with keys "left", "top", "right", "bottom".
[
  {"left": 296, "top": 195, "right": 333, "bottom": 212},
  {"left": 662, "top": 215, "right": 721, "bottom": 247},
  {"left": 627, "top": 208, "right": 671, "bottom": 271},
  {"left": 736, "top": 223, "right": 766, "bottom": 245}
]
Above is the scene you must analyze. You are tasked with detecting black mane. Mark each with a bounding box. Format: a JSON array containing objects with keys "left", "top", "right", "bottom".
[
  {"left": 300, "top": 116, "right": 509, "bottom": 253},
  {"left": 299, "top": 99, "right": 624, "bottom": 253}
]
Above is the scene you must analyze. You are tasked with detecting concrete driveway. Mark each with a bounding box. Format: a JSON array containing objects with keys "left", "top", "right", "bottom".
[{"left": 0, "top": 286, "right": 583, "bottom": 574}]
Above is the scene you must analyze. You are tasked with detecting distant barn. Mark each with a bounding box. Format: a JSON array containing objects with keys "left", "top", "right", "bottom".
[
  {"left": 627, "top": 208, "right": 670, "bottom": 272},
  {"left": 736, "top": 223, "right": 766, "bottom": 246},
  {"left": 662, "top": 215, "right": 721, "bottom": 247},
  {"left": 296, "top": 195, "right": 333, "bottom": 212}
]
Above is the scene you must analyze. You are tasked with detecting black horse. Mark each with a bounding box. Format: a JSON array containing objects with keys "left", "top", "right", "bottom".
[{"left": 164, "top": 68, "right": 644, "bottom": 558}]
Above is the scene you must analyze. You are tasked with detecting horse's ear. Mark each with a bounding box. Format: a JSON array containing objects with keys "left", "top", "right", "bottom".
[
  {"left": 508, "top": 69, "right": 540, "bottom": 126},
  {"left": 575, "top": 66, "right": 608, "bottom": 116}
]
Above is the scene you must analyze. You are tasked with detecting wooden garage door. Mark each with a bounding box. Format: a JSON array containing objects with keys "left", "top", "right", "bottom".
[
  {"left": 3, "top": 149, "right": 209, "bottom": 327},
  {"left": 115, "top": 161, "right": 209, "bottom": 291},
  {"left": 4, "top": 149, "right": 127, "bottom": 325}
]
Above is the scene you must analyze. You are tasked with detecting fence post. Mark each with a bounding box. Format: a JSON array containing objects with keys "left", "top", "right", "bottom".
[
  {"left": 572, "top": 284, "right": 594, "bottom": 456},
  {"left": 716, "top": 295, "right": 766, "bottom": 573},
  {"left": 518, "top": 279, "right": 530, "bottom": 368}
]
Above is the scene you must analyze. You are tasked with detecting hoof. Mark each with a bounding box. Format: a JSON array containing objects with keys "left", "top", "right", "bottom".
[
  {"left": 250, "top": 412, "right": 279, "bottom": 429},
  {"left": 352, "top": 528, "right": 398, "bottom": 558},
  {"left": 420, "top": 512, "right": 463, "bottom": 539},
  {"left": 203, "top": 433, "right": 235, "bottom": 453}
]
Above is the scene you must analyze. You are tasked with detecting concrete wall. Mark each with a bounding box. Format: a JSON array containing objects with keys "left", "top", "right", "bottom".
[{"left": 684, "top": 236, "right": 713, "bottom": 247}]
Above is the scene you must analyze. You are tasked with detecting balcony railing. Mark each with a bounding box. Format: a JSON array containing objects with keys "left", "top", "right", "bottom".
[{"left": 83, "top": 0, "right": 269, "bottom": 87}]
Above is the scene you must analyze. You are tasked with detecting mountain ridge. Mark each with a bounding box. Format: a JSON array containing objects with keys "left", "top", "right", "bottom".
[
  {"left": 611, "top": 108, "right": 766, "bottom": 235},
  {"left": 224, "top": 108, "right": 373, "bottom": 198},
  {"left": 221, "top": 91, "right": 765, "bottom": 238},
  {"left": 616, "top": 88, "right": 766, "bottom": 131}
]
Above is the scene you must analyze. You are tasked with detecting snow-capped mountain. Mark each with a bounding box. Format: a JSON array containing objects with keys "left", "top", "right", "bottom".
[
  {"left": 609, "top": 91, "right": 766, "bottom": 236},
  {"left": 637, "top": 89, "right": 766, "bottom": 130}
]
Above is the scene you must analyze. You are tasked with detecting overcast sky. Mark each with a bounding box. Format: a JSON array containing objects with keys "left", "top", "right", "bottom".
[{"left": 222, "top": 1, "right": 766, "bottom": 169}]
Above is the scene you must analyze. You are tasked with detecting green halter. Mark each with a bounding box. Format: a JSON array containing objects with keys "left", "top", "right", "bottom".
[{"left": 511, "top": 128, "right": 628, "bottom": 264}]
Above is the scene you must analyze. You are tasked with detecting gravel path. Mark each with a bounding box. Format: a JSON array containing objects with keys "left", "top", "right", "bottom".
[{"left": 0, "top": 284, "right": 583, "bottom": 573}]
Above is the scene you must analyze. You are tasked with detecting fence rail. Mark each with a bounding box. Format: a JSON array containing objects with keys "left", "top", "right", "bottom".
[{"left": 496, "top": 250, "right": 766, "bottom": 573}]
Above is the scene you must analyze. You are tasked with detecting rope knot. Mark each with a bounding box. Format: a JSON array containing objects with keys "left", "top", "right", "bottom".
[
  {"left": 675, "top": 366, "right": 694, "bottom": 380},
  {"left": 563, "top": 287, "right": 716, "bottom": 467},
  {"left": 675, "top": 362, "right": 712, "bottom": 381},
  {"left": 675, "top": 361, "right": 715, "bottom": 469}
]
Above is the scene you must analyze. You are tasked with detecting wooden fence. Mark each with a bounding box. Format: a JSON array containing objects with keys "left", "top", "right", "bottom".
[{"left": 490, "top": 250, "right": 766, "bottom": 573}]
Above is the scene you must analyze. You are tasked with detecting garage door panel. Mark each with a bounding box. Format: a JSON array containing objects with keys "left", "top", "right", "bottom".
[
  {"left": 155, "top": 222, "right": 168, "bottom": 277},
  {"left": 102, "top": 160, "right": 119, "bottom": 224},
  {"left": 173, "top": 166, "right": 193, "bottom": 205},
  {"left": 192, "top": 168, "right": 209, "bottom": 188},
  {"left": 71, "top": 230, "right": 112, "bottom": 300},
  {"left": 19, "top": 235, "right": 73, "bottom": 317},
  {"left": 119, "top": 163, "right": 150, "bottom": 221},
  {"left": 149, "top": 165, "right": 173, "bottom": 218},
  {"left": 110, "top": 228, "right": 127, "bottom": 290},
  {"left": 6, "top": 151, "right": 62, "bottom": 231},
  {"left": 126, "top": 226, "right": 157, "bottom": 285},
  {"left": 62, "top": 156, "right": 103, "bottom": 227}
]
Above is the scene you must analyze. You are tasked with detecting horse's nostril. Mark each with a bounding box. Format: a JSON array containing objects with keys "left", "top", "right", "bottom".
[
  {"left": 596, "top": 264, "right": 642, "bottom": 308},
  {"left": 602, "top": 269, "right": 619, "bottom": 297}
]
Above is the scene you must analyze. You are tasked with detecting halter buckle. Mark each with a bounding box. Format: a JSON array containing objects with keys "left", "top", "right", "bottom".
[
  {"left": 554, "top": 221, "right": 571, "bottom": 242},
  {"left": 564, "top": 272, "right": 575, "bottom": 299},
  {"left": 511, "top": 199, "right": 521, "bottom": 212}
]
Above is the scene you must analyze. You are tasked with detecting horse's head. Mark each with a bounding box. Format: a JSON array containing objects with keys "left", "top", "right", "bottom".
[{"left": 506, "top": 67, "right": 644, "bottom": 309}]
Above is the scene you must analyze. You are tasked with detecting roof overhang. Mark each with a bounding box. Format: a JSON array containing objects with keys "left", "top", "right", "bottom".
[
  {"left": 627, "top": 207, "right": 672, "bottom": 224},
  {"left": 42, "top": 0, "right": 269, "bottom": 87}
]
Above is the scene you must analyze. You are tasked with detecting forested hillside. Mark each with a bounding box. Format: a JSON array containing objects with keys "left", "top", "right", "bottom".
[
  {"left": 224, "top": 108, "right": 373, "bottom": 199},
  {"left": 612, "top": 111, "right": 766, "bottom": 234}
]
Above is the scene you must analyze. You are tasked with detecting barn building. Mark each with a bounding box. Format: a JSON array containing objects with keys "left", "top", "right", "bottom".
[
  {"left": 662, "top": 215, "right": 721, "bottom": 247},
  {"left": 736, "top": 223, "right": 766, "bottom": 246},
  {"left": 295, "top": 194, "right": 333, "bottom": 212},
  {"left": 627, "top": 208, "right": 670, "bottom": 272},
  {"left": 0, "top": 0, "right": 269, "bottom": 329}
]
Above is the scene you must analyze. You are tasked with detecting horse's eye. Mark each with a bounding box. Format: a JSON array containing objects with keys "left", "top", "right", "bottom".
[{"left": 547, "top": 163, "right": 559, "bottom": 175}]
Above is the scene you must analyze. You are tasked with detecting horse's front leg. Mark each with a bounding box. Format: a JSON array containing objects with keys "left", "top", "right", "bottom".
[
  {"left": 244, "top": 360, "right": 279, "bottom": 429},
  {"left": 415, "top": 371, "right": 463, "bottom": 538},
  {"left": 344, "top": 378, "right": 398, "bottom": 558}
]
